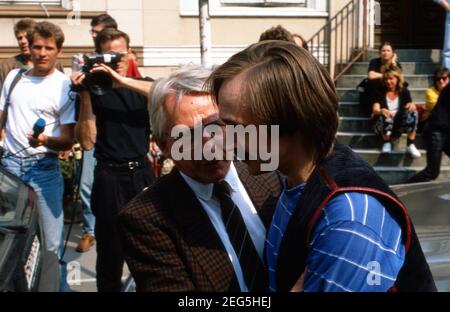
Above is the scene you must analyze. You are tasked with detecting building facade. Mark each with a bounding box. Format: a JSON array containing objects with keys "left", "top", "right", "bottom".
[{"left": 0, "top": 0, "right": 360, "bottom": 78}]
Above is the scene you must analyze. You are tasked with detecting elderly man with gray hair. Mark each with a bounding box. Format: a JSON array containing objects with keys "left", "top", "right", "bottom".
[{"left": 117, "top": 65, "right": 282, "bottom": 292}]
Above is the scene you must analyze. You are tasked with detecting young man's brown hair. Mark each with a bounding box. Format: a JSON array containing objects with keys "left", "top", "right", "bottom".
[
  {"left": 27, "top": 21, "right": 65, "bottom": 50},
  {"left": 207, "top": 40, "right": 339, "bottom": 164},
  {"left": 94, "top": 28, "right": 130, "bottom": 53},
  {"left": 14, "top": 19, "right": 36, "bottom": 37},
  {"left": 259, "top": 25, "right": 295, "bottom": 43}
]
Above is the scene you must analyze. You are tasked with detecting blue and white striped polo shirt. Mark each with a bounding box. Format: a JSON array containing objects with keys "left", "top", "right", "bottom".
[{"left": 266, "top": 184, "right": 406, "bottom": 292}]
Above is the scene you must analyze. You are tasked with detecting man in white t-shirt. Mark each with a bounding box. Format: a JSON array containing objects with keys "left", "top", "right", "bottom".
[{"left": 0, "top": 21, "right": 75, "bottom": 291}]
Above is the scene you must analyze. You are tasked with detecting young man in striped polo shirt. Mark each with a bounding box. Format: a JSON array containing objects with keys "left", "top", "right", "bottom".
[{"left": 208, "top": 40, "right": 436, "bottom": 292}]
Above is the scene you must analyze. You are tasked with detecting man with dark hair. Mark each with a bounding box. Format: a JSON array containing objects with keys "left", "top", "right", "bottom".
[
  {"left": 71, "top": 28, "right": 155, "bottom": 292},
  {"left": 90, "top": 13, "right": 118, "bottom": 40},
  {"left": 208, "top": 40, "right": 435, "bottom": 292},
  {"left": 0, "top": 21, "right": 75, "bottom": 291},
  {"left": 74, "top": 14, "right": 120, "bottom": 254},
  {"left": 75, "top": 15, "right": 141, "bottom": 254},
  {"left": 259, "top": 25, "right": 295, "bottom": 43},
  {"left": 94, "top": 29, "right": 130, "bottom": 54},
  {"left": 90, "top": 14, "right": 141, "bottom": 77}
]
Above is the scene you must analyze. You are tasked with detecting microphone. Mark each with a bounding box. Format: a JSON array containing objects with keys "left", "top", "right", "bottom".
[{"left": 32, "top": 118, "right": 46, "bottom": 139}]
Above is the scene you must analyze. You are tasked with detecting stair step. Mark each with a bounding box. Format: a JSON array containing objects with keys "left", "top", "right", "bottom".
[
  {"left": 337, "top": 88, "right": 426, "bottom": 102},
  {"left": 337, "top": 132, "right": 425, "bottom": 149},
  {"left": 336, "top": 75, "right": 433, "bottom": 88},
  {"left": 354, "top": 149, "right": 450, "bottom": 167},
  {"left": 339, "top": 104, "right": 369, "bottom": 117},
  {"left": 345, "top": 62, "right": 441, "bottom": 75},
  {"left": 339, "top": 117, "right": 373, "bottom": 132},
  {"left": 374, "top": 166, "right": 450, "bottom": 185},
  {"left": 364, "top": 49, "right": 441, "bottom": 63},
  {"left": 339, "top": 101, "right": 425, "bottom": 117}
]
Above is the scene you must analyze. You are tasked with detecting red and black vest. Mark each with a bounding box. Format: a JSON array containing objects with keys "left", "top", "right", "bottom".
[{"left": 274, "top": 141, "right": 436, "bottom": 292}]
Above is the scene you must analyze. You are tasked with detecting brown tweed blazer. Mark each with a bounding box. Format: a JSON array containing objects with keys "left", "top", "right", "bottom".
[{"left": 118, "top": 161, "right": 283, "bottom": 292}]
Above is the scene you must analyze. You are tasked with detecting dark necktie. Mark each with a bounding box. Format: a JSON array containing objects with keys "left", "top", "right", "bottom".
[{"left": 213, "top": 181, "right": 267, "bottom": 291}]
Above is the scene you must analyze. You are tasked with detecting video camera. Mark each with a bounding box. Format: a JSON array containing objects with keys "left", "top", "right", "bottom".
[{"left": 72, "top": 52, "right": 123, "bottom": 96}]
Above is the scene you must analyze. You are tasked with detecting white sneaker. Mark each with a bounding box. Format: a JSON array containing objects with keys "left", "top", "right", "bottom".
[
  {"left": 407, "top": 144, "right": 421, "bottom": 158},
  {"left": 382, "top": 142, "right": 392, "bottom": 153}
]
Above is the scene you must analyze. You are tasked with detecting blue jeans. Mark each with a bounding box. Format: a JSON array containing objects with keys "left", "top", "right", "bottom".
[
  {"left": 80, "top": 149, "right": 96, "bottom": 235},
  {"left": 1, "top": 153, "right": 68, "bottom": 291}
]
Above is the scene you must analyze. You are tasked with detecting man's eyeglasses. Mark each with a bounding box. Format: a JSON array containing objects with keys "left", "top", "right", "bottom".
[{"left": 438, "top": 76, "right": 449, "bottom": 81}]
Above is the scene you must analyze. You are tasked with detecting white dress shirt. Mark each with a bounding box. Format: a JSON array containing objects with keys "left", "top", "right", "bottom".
[{"left": 180, "top": 162, "right": 266, "bottom": 292}]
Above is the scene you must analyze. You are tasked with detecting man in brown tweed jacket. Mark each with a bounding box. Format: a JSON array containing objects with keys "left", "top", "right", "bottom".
[{"left": 118, "top": 65, "right": 282, "bottom": 292}]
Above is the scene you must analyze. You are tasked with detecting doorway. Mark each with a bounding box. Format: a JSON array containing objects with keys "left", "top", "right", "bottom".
[{"left": 374, "top": 0, "right": 445, "bottom": 48}]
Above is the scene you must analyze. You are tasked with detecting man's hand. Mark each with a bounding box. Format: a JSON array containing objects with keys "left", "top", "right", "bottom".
[
  {"left": 71, "top": 71, "right": 88, "bottom": 93},
  {"left": 90, "top": 63, "right": 128, "bottom": 88},
  {"left": 27, "top": 132, "right": 48, "bottom": 148},
  {"left": 85, "top": 63, "right": 153, "bottom": 97},
  {"left": 58, "top": 150, "right": 71, "bottom": 161}
]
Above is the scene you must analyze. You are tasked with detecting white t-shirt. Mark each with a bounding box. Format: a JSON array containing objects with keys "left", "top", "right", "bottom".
[
  {"left": 386, "top": 95, "right": 400, "bottom": 116},
  {"left": 0, "top": 68, "right": 76, "bottom": 157}
]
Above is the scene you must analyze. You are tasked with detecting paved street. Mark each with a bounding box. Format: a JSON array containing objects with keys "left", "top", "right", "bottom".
[{"left": 63, "top": 222, "right": 130, "bottom": 292}]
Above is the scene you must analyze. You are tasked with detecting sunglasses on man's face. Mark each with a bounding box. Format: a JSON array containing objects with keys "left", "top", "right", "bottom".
[{"left": 438, "top": 76, "right": 449, "bottom": 81}]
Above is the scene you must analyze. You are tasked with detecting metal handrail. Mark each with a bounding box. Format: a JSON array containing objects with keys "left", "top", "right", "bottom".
[{"left": 306, "top": 0, "right": 371, "bottom": 81}]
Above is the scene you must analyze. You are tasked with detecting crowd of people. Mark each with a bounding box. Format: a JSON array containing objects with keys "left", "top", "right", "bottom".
[
  {"left": 0, "top": 16, "right": 442, "bottom": 293},
  {"left": 360, "top": 38, "right": 450, "bottom": 183}
]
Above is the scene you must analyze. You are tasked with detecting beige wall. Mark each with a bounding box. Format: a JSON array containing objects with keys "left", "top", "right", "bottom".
[
  {"left": 142, "top": 0, "right": 336, "bottom": 46},
  {"left": 140, "top": 0, "right": 343, "bottom": 78},
  {"left": 0, "top": 18, "right": 93, "bottom": 47},
  {"left": 0, "top": 0, "right": 142, "bottom": 48},
  {"left": 0, "top": 0, "right": 356, "bottom": 78},
  {"left": 139, "top": 0, "right": 351, "bottom": 79},
  {"left": 330, "top": 0, "right": 354, "bottom": 16}
]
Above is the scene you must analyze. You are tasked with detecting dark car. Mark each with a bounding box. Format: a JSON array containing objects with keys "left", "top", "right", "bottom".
[
  {"left": 0, "top": 166, "right": 59, "bottom": 292},
  {"left": 392, "top": 181, "right": 450, "bottom": 292}
]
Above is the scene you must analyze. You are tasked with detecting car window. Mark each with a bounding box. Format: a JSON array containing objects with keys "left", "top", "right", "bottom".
[{"left": 0, "top": 169, "right": 21, "bottom": 223}]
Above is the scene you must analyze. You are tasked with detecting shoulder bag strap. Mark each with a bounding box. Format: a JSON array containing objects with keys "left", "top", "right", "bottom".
[{"left": 0, "top": 68, "right": 27, "bottom": 131}]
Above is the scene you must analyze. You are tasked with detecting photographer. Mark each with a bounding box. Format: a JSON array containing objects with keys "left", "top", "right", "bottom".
[{"left": 71, "top": 28, "right": 155, "bottom": 292}]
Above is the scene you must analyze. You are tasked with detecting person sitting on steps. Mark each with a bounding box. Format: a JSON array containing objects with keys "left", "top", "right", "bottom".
[{"left": 371, "top": 66, "right": 421, "bottom": 158}]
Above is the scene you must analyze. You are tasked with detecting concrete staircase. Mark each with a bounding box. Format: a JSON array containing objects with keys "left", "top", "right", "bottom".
[{"left": 337, "top": 49, "right": 450, "bottom": 185}]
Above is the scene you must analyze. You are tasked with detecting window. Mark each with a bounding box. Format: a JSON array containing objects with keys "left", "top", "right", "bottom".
[
  {"left": 221, "top": 0, "right": 306, "bottom": 5},
  {"left": 0, "top": 0, "right": 61, "bottom": 4},
  {"left": 181, "top": 0, "right": 327, "bottom": 17}
]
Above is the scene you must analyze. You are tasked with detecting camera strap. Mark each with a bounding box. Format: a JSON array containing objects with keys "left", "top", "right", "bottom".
[{"left": 0, "top": 68, "right": 27, "bottom": 132}]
